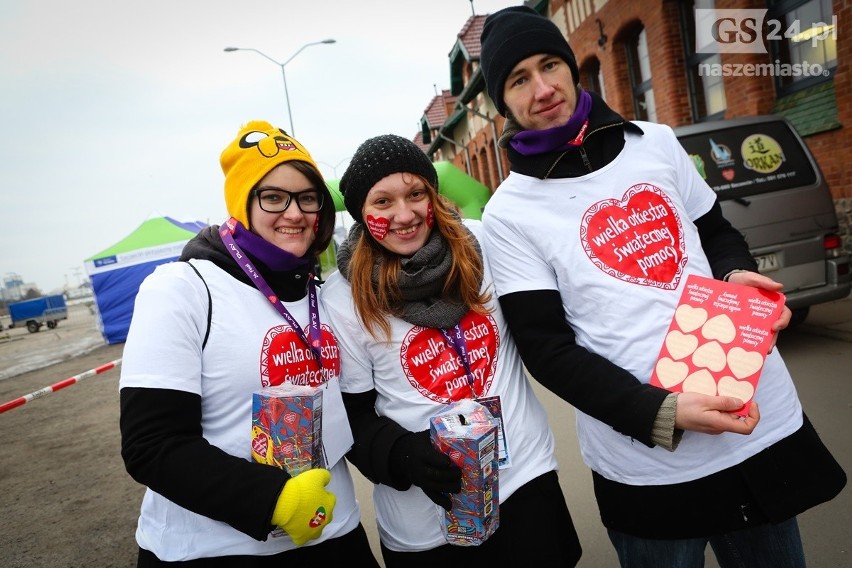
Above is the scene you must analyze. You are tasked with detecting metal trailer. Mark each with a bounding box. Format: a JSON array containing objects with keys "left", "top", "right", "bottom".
[{"left": 8, "top": 295, "right": 69, "bottom": 333}]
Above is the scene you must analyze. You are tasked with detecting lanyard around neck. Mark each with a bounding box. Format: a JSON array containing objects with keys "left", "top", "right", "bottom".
[
  {"left": 440, "top": 323, "right": 476, "bottom": 396},
  {"left": 220, "top": 218, "right": 323, "bottom": 368}
]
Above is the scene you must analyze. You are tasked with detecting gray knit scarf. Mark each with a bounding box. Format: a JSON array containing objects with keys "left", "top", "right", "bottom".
[{"left": 337, "top": 223, "right": 481, "bottom": 329}]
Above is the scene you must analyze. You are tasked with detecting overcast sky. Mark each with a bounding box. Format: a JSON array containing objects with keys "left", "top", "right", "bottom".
[{"left": 1, "top": 0, "right": 519, "bottom": 294}]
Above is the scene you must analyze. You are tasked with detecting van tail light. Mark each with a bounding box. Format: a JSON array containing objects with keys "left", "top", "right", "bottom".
[
  {"left": 824, "top": 234, "right": 843, "bottom": 258},
  {"left": 824, "top": 234, "right": 842, "bottom": 249}
]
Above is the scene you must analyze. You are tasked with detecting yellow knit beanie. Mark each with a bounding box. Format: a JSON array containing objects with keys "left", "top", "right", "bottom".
[{"left": 220, "top": 121, "right": 318, "bottom": 229}]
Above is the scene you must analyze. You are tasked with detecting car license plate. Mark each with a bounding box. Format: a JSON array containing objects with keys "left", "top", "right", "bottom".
[{"left": 756, "top": 253, "right": 780, "bottom": 273}]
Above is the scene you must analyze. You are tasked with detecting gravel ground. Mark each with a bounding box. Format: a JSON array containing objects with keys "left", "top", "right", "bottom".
[{"left": 0, "top": 334, "right": 138, "bottom": 568}]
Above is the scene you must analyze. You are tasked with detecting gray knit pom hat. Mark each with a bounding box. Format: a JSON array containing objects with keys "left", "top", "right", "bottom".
[{"left": 339, "top": 134, "right": 438, "bottom": 224}]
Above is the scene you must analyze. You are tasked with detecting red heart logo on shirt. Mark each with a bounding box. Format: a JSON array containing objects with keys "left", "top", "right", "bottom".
[
  {"left": 581, "top": 184, "right": 686, "bottom": 289},
  {"left": 260, "top": 324, "right": 340, "bottom": 388},
  {"left": 400, "top": 311, "right": 499, "bottom": 404}
]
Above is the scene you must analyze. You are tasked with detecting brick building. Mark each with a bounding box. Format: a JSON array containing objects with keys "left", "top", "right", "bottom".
[{"left": 419, "top": 0, "right": 850, "bottom": 246}]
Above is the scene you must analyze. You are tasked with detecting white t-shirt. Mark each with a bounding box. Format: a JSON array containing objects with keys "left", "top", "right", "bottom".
[
  {"left": 120, "top": 259, "right": 358, "bottom": 560},
  {"left": 481, "top": 122, "right": 802, "bottom": 485},
  {"left": 321, "top": 220, "right": 557, "bottom": 552}
]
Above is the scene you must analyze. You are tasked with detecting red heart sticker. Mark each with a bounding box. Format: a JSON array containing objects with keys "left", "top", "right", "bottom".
[
  {"left": 251, "top": 431, "right": 269, "bottom": 457},
  {"left": 581, "top": 184, "right": 686, "bottom": 289},
  {"left": 721, "top": 168, "right": 735, "bottom": 181},
  {"left": 279, "top": 441, "right": 295, "bottom": 457},
  {"left": 366, "top": 215, "right": 390, "bottom": 240}
]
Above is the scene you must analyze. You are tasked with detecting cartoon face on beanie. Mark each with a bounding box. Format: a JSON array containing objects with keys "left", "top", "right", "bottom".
[
  {"left": 220, "top": 121, "right": 319, "bottom": 229},
  {"left": 480, "top": 6, "right": 579, "bottom": 116},
  {"left": 339, "top": 134, "right": 438, "bottom": 224}
]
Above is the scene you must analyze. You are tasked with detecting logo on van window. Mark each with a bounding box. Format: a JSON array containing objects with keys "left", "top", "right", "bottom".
[
  {"left": 688, "top": 154, "right": 707, "bottom": 179},
  {"left": 741, "top": 134, "right": 785, "bottom": 174},
  {"left": 708, "top": 139, "right": 735, "bottom": 167}
]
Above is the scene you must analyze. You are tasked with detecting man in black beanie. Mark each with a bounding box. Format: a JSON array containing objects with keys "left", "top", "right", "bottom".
[
  {"left": 479, "top": 6, "right": 579, "bottom": 117},
  {"left": 478, "top": 6, "right": 845, "bottom": 568}
]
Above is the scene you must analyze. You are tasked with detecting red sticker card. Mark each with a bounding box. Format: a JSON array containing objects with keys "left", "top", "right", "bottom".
[{"left": 649, "top": 274, "right": 785, "bottom": 416}]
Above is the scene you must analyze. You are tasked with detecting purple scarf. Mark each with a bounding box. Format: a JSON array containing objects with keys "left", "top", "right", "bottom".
[
  {"left": 510, "top": 89, "right": 592, "bottom": 156},
  {"left": 231, "top": 220, "right": 311, "bottom": 272}
]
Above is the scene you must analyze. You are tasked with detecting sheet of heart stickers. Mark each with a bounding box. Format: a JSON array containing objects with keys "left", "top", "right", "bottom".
[{"left": 649, "top": 274, "right": 785, "bottom": 417}]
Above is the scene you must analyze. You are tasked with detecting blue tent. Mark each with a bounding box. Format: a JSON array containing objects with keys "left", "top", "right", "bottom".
[{"left": 84, "top": 216, "right": 207, "bottom": 344}]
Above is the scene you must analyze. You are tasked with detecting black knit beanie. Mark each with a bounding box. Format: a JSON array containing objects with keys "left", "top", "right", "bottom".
[
  {"left": 339, "top": 134, "right": 438, "bottom": 224},
  {"left": 480, "top": 6, "right": 579, "bottom": 116}
]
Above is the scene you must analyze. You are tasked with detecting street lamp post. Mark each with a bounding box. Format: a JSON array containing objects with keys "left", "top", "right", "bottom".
[
  {"left": 224, "top": 39, "right": 336, "bottom": 136},
  {"left": 316, "top": 157, "right": 350, "bottom": 179}
]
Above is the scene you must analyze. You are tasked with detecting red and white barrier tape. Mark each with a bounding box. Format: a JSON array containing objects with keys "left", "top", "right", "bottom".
[{"left": 0, "top": 358, "right": 122, "bottom": 414}]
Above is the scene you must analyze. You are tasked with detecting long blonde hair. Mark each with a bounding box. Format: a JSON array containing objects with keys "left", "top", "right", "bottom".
[{"left": 347, "top": 178, "right": 491, "bottom": 340}]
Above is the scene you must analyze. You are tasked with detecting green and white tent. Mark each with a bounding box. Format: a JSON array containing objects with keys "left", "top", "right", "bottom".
[{"left": 84, "top": 216, "right": 207, "bottom": 344}]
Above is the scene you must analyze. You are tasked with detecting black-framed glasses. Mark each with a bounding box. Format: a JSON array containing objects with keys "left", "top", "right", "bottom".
[{"left": 252, "top": 188, "right": 324, "bottom": 214}]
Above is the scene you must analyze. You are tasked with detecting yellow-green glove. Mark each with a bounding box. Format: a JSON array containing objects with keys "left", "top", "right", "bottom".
[{"left": 271, "top": 469, "right": 336, "bottom": 546}]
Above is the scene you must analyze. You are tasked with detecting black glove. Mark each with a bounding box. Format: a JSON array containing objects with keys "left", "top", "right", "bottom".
[{"left": 390, "top": 430, "right": 462, "bottom": 510}]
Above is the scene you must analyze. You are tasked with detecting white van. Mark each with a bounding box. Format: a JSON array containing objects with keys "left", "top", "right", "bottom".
[{"left": 675, "top": 115, "right": 851, "bottom": 327}]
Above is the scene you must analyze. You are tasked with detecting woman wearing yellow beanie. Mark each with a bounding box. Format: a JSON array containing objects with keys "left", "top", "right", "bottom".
[{"left": 119, "top": 121, "right": 380, "bottom": 566}]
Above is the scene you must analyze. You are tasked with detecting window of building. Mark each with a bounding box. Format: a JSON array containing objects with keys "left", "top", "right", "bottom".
[
  {"left": 580, "top": 57, "right": 606, "bottom": 101},
  {"left": 769, "top": 0, "right": 837, "bottom": 94},
  {"left": 478, "top": 146, "right": 493, "bottom": 190},
  {"left": 680, "top": 0, "right": 727, "bottom": 121},
  {"left": 626, "top": 26, "right": 656, "bottom": 121}
]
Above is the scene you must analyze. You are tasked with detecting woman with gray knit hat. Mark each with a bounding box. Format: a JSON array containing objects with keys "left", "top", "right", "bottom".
[
  {"left": 478, "top": 6, "right": 845, "bottom": 568},
  {"left": 119, "top": 121, "right": 380, "bottom": 566},
  {"left": 321, "top": 133, "right": 581, "bottom": 566}
]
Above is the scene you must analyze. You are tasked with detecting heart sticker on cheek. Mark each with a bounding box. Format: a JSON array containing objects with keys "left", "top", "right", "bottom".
[
  {"left": 366, "top": 215, "right": 390, "bottom": 240},
  {"left": 313, "top": 216, "right": 319, "bottom": 234},
  {"left": 426, "top": 203, "right": 434, "bottom": 228}
]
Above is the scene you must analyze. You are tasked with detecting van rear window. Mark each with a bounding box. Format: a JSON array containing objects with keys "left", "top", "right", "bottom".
[{"left": 676, "top": 121, "right": 817, "bottom": 201}]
